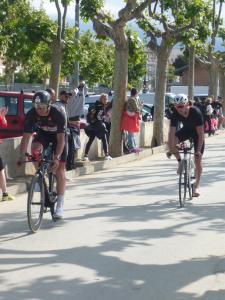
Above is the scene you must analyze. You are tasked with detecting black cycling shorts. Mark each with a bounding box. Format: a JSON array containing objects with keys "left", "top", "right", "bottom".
[
  {"left": 32, "top": 130, "right": 67, "bottom": 162},
  {"left": 175, "top": 127, "right": 205, "bottom": 154}
]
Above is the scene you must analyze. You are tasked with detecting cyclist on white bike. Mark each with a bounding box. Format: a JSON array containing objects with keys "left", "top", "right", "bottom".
[{"left": 167, "top": 94, "right": 205, "bottom": 197}]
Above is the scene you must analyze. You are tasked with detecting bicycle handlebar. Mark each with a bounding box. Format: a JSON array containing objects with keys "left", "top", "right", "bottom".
[{"left": 17, "top": 153, "right": 53, "bottom": 167}]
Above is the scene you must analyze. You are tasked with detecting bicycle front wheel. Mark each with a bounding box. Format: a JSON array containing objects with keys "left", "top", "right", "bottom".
[
  {"left": 27, "top": 173, "right": 45, "bottom": 233},
  {"left": 179, "top": 160, "right": 188, "bottom": 207},
  {"left": 48, "top": 172, "right": 57, "bottom": 220},
  {"left": 188, "top": 158, "right": 195, "bottom": 200}
]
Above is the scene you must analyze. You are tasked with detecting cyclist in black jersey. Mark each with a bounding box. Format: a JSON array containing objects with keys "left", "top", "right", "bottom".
[
  {"left": 19, "top": 90, "right": 67, "bottom": 219},
  {"left": 167, "top": 94, "right": 205, "bottom": 197}
]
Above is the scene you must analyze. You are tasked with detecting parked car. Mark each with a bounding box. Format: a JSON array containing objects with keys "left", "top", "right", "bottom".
[
  {"left": 142, "top": 103, "right": 153, "bottom": 122},
  {"left": 0, "top": 90, "right": 87, "bottom": 138},
  {"left": 0, "top": 90, "right": 34, "bottom": 138},
  {"left": 139, "top": 92, "right": 176, "bottom": 108}
]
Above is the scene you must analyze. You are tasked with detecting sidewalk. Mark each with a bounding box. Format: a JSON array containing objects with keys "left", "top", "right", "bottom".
[{"left": 6, "top": 144, "right": 167, "bottom": 196}]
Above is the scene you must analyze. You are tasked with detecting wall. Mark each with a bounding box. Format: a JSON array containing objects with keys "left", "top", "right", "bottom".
[
  {"left": 182, "top": 66, "right": 209, "bottom": 86},
  {"left": 1, "top": 119, "right": 170, "bottom": 178}
]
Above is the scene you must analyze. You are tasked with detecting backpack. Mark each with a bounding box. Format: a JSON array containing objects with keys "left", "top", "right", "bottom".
[{"left": 86, "top": 106, "right": 97, "bottom": 124}]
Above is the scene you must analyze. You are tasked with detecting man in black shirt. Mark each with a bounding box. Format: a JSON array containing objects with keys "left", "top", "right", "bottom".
[
  {"left": 168, "top": 94, "right": 205, "bottom": 197},
  {"left": 19, "top": 90, "right": 67, "bottom": 219}
]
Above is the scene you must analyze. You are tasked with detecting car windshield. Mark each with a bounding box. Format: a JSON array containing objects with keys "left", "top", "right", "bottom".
[{"left": 0, "top": 96, "right": 18, "bottom": 116}]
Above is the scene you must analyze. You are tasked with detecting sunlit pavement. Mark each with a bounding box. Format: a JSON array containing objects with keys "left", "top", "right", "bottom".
[{"left": 1, "top": 133, "right": 225, "bottom": 300}]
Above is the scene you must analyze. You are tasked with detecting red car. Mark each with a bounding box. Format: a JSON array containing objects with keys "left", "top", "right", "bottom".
[
  {"left": 0, "top": 90, "right": 86, "bottom": 138},
  {"left": 0, "top": 90, "right": 34, "bottom": 139}
]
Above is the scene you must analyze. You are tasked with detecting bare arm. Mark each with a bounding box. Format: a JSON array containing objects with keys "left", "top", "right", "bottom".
[
  {"left": 20, "top": 133, "right": 32, "bottom": 155},
  {"left": 168, "top": 126, "right": 177, "bottom": 152}
]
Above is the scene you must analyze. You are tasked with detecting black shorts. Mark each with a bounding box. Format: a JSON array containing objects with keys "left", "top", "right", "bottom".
[
  {"left": 175, "top": 127, "right": 205, "bottom": 154},
  {"left": 32, "top": 130, "right": 67, "bottom": 162}
]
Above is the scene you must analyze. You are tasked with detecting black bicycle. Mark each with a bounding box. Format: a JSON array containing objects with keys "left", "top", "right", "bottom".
[
  {"left": 26, "top": 143, "right": 57, "bottom": 233},
  {"left": 178, "top": 140, "right": 195, "bottom": 207}
]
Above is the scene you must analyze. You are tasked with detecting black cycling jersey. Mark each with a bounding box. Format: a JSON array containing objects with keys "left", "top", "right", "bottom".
[
  {"left": 170, "top": 106, "right": 204, "bottom": 130},
  {"left": 24, "top": 106, "right": 66, "bottom": 134}
]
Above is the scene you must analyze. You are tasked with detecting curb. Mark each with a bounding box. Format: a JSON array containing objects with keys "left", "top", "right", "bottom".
[
  {"left": 7, "top": 144, "right": 167, "bottom": 195},
  {"left": 66, "top": 144, "right": 167, "bottom": 178}
]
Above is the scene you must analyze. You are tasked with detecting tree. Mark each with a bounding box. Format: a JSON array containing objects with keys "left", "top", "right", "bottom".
[
  {"left": 22, "top": 41, "right": 52, "bottom": 84},
  {"left": 80, "top": 0, "right": 149, "bottom": 157},
  {"left": 217, "top": 28, "right": 225, "bottom": 114},
  {"left": 0, "top": 0, "right": 54, "bottom": 86},
  {"left": 139, "top": 0, "right": 209, "bottom": 146},
  {"left": 48, "top": 0, "right": 73, "bottom": 97},
  {"left": 63, "top": 29, "right": 147, "bottom": 89},
  {"left": 75, "top": 31, "right": 114, "bottom": 87},
  {"left": 173, "top": 54, "right": 188, "bottom": 76},
  {"left": 208, "top": 0, "right": 224, "bottom": 98},
  {"left": 127, "top": 30, "right": 147, "bottom": 89}
]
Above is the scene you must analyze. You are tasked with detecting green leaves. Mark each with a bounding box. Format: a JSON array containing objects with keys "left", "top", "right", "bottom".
[
  {"left": 127, "top": 29, "right": 147, "bottom": 88},
  {"left": 0, "top": 0, "right": 54, "bottom": 83},
  {"left": 80, "top": 0, "right": 104, "bottom": 21},
  {"left": 61, "top": 29, "right": 114, "bottom": 87}
]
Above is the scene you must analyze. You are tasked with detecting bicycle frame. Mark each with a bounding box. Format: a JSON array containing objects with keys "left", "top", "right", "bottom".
[{"left": 178, "top": 140, "right": 195, "bottom": 207}]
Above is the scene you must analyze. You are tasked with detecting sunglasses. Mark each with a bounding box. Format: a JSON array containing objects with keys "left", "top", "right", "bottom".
[
  {"left": 176, "top": 105, "right": 185, "bottom": 109},
  {"left": 34, "top": 104, "right": 48, "bottom": 110}
]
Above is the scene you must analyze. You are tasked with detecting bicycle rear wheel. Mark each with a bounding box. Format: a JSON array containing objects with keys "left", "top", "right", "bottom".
[
  {"left": 179, "top": 160, "right": 188, "bottom": 207},
  {"left": 27, "top": 173, "right": 45, "bottom": 233}
]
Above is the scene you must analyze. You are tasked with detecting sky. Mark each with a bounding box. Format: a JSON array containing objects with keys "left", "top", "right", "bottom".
[
  {"left": 29, "top": 0, "right": 125, "bottom": 33},
  {"left": 29, "top": 0, "right": 124, "bottom": 24},
  {"left": 29, "top": 0, "right": 225, "bottom": 49},
  {"left": 30, "top": 0, "right": 225, "bottom": 26}
]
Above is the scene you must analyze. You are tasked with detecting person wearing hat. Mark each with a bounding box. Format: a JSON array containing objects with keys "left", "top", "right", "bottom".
[{"left": 67, "top": 80, "right": 88, "bottom": 126}]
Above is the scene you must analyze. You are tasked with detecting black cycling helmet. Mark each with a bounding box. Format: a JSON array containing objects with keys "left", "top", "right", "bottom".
[{"left": 33, "top": 90, "right": 51, "bottom": 106}]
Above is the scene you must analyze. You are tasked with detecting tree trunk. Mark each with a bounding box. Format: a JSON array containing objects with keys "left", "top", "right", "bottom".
[
  {"left": 109, "top": 41, "right": 128, "bottom": 157},
  {"left": 219, "top": 67, "right": 225, "bottom": 116},
  {"left": 152, "top": 42, "right": 172, "bottom": 146},
  {"left": 73, "top": 0, "right": 80, "bottom": 88},
  {"left": 188, "top": 46, "right": 195, "bottom": 100},
  {"left": 208, "top": 55, "right": 219, "bottom": 99},
  {"left": 4, "top": 62, "right": 16, "bottom": 90},
  {"left": 49, "top": 38, "right": 63, "bottom": 99}
]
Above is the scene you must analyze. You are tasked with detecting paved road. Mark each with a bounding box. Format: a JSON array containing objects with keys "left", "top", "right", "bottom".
[{"left": 1, "top": 134, "right": 225, "bottom": 300}]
